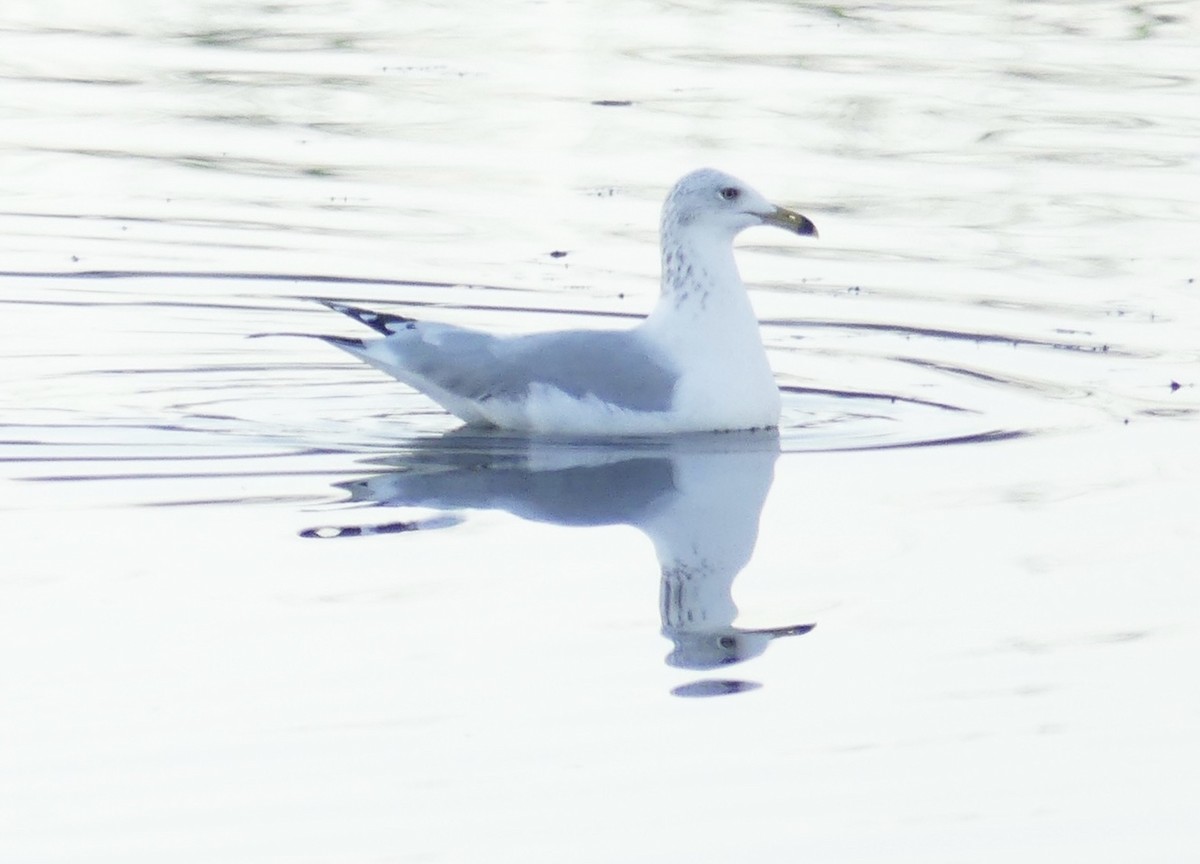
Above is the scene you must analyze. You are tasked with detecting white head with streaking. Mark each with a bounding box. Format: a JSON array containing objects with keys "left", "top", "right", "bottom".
[
  {"left": 661, "top": 167, "right": 817, "bottom": 239},
  {"left": 656, "top": 167, "right": 816, "bottom": 309},
  {"left": 296, "top": 168, "right": 818, "bottom": 436}
]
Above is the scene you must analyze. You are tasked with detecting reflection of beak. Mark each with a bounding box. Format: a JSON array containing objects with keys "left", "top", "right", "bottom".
[
  {"left": 761, "top": 205, "right": 818, "bottom": 238},
  {"left": 743, "top": 622, "right": 816, "bottom": 638}
]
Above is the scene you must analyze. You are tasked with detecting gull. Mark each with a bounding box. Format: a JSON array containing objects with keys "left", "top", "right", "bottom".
[{"left": 313, "top": 168, "right": 817, "bottom": 435}]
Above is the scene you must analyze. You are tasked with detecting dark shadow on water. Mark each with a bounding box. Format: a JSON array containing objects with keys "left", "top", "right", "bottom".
[{"left": 300, "top": 428, "right": 815, "bottom": 697}]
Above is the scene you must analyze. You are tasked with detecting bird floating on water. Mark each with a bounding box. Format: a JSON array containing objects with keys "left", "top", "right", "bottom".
[{"left": 312, "top": 168, "right": 817, "bottom": 435}]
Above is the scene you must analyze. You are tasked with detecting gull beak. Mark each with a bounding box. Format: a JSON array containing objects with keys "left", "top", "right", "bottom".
[{"left": 762, "top": 205, "right": 818, "bottom": 238}]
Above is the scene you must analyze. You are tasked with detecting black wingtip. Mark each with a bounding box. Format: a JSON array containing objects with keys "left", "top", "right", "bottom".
[
  {"left": 246, "top": 331, "right": 367, "bottom": 349},
  {"left": 317, "top": 299, "right": 416, "bottom": 335},
  {"left": 317, "top": 334, "right": 368, "bottom": 349}
]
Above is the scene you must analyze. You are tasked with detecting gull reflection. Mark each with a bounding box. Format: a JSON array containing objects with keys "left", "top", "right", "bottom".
[{"left": 305, "top": 429, "right": 814, "bottom": 693}]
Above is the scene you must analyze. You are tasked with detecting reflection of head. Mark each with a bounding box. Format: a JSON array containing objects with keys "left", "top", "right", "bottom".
[{"left": 666, "top": 624, "right": 816, "bottom": 671}]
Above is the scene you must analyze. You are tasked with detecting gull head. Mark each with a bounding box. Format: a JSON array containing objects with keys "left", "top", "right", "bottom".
[{"left": 661, "top": 167, "right": 818, "bottom": 241}]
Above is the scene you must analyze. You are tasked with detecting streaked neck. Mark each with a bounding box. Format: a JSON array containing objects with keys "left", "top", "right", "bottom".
[{"left": 652, "top": 225, "right": 756, "bottom": 328}]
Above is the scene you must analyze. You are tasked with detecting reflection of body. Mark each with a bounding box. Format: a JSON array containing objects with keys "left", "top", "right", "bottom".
[{"left": 306, "top": 431, "right": 813, "bottom": 681}]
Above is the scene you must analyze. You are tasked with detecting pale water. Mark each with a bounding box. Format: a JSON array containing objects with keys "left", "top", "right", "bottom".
[{"left": 1, "top": 2, "right": 1198, "bottom": 861}]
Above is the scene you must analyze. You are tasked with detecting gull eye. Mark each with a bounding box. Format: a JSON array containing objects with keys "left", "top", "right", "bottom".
[{"left": 719, "top": 186, "right": 740, "bottom": 201}]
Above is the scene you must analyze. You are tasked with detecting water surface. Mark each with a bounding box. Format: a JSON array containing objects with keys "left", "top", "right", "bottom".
[{"left": 2, "top": 2, "right": 1198, "bottom": 861}]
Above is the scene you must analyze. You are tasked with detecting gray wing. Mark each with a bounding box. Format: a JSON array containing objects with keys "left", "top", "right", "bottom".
[{"left": 372, "top": 325, "right": 679, "bottom": 412}]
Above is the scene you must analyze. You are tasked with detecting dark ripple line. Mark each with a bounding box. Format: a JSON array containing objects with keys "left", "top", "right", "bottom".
[
  {"left": 774, "top": 318, "right": 1126, "bottom": 354},
  {"left": 21, "top": 468, "right": 369, "bottom": 482},
  {"left": 0, "top": 270, "right": 645, "bottom": 320},
  {"left": 782, "top": 428, "right": 1030, "bottom": 454},
  {"left": 0, "top": 447, "right": 347, "bottom": 464},
  {"left": 781, "top": 385, "right": 966, "bottom": 413},
  {"left": 0, "top": 268, "right": 520, "bottom": 293}
]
